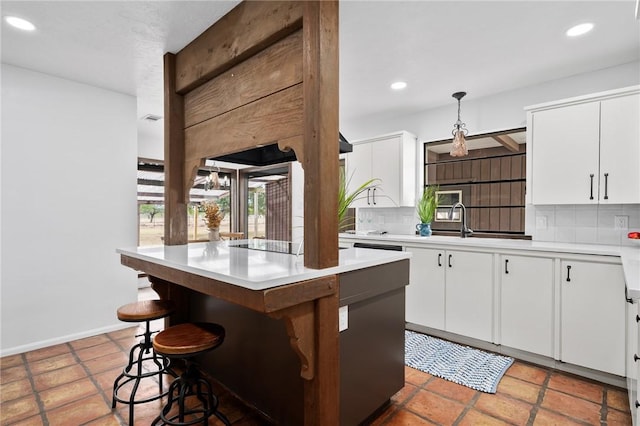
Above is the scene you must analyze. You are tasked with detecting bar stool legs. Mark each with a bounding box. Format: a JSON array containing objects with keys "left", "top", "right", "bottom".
[
  {"left": 111, "top": 300, "right": 176, "bottom": 425},
  {"left": 152, "top": 360, "right": 230, "bottom": 426},
  {"left": 112, "top": 319, "right": 175, "bottom": 424},
  {"left": 150, "top": 322, "right": 230, "bottom": 426}
]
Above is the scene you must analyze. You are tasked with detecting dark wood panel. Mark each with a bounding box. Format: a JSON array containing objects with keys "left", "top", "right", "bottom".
[
  {"left": 302, "top": 0, "right": 339, "bottom": 270},
  {"left": 512, "top": 155, "right": 523, "bottom": 179},
  {"left": 184, "top": 30, "right": 303, "bottom": 129},
  {"left": 510, "top": 207, "right": 523, "bottom": 232},
  {"left": 479, "top": 208, "right": 490, "bottom": 231},
  {"left": 490, "top": 158, "right": 501, "bottom": 181},
  {"left": 185, "top": 84, "right": 303, "bottom": 162},
  {"left": 489, "top": 183, "right": 500, "bottom": 206},
  {"left": 480, "top": 158, "right": 491, "bottom": 182},
  {"left": 499, "top": 207, "right": 510, "bottom": 231},
  {"left": 163, "top": 53, "right": 188, "bottom": 245},
  {"left": 500, "top": 157, "right": 511, "bottom": 181},
  {"left": 500, "top": 182, "right": 511, "bottom": 206},
  {"left": 175, "top": 1, "right": 303, "bottom": 93}
]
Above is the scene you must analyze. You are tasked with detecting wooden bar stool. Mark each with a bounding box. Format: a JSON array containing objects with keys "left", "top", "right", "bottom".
[
  {"left": 151, "top": 322, "right": 230, "bottom": 426},
  {"left": 112, "top": 300, "right": 177, "bottom": 425}
]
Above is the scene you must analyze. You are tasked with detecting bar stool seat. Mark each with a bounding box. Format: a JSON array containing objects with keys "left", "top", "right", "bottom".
[
  {"left": 151, "top": 322, "right": 230, "bottom": 426},
  {"left": 112, "top": 300, "right": 176, "bottom": 425}
]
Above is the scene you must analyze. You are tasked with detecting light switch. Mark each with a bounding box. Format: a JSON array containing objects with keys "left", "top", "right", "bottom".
[{"left": 339, "top": 305, "right": 348, "bottom": 332}]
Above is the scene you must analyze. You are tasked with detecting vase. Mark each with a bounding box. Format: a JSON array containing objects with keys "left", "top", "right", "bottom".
[
  {"left": 416, "top": 223, "right": 432, "bottom": 237},
  {"left": 208, "top": 228, "right": 220, "bottom": 242}
]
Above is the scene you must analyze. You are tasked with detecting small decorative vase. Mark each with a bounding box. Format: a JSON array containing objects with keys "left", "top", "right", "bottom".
[
  {"left": 416, "top": 223, "right": 432, "bottom": 237},
  {"left": 208, "top": 228, "right": 220, "bottom": 241}
]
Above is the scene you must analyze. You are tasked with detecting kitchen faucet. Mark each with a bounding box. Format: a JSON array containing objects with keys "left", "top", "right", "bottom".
[{"left": 449, "top": 202, "right": 473, "bottom": 238}]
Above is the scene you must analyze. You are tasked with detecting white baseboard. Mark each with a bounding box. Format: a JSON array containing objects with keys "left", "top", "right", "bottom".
[{"left": 0, "top": 322, "right": 134, "bottom": 357}]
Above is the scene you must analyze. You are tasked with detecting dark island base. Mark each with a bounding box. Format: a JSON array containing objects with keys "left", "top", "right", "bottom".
[{"left": 188, "top": 259, "right": 409, "bottom": 425}]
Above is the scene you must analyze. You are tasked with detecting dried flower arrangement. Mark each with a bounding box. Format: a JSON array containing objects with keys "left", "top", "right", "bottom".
[{"left": 203, "top": 201, "right": 224, "bottom": 229}]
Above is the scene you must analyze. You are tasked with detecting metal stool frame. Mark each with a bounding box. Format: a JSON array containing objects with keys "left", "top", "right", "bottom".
[{"left": 112, "top": 319, "right": 176, "bottom": 425}]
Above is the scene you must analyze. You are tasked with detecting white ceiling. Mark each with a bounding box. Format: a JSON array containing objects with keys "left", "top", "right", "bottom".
[{"left": 2, "top": 1, "right": 639, "bottom": 142}]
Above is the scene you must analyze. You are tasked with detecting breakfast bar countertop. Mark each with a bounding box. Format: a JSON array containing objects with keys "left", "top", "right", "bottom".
[{"left": 116, "top": 240, "right": 411, "bottom": 291}]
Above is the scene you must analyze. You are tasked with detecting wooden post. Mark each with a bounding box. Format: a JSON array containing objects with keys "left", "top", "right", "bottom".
[
  {"left": 302, "top": 0, "right": 339, "bottom": 269},
  {"left": 163, "top": 53, "right": 188, "bottom": 245}
]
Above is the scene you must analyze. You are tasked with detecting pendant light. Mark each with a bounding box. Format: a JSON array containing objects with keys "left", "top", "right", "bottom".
[
  {"left": 204, "top": 164, "right": 221, "bottom": 190},
  {"left": 450, "top": 91, "right": 469, "bottom": 157}
]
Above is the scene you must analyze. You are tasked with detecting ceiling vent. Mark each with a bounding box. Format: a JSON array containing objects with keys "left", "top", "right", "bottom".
[{"left": 141, "top": 114, "right": 163, "bottom": 122}]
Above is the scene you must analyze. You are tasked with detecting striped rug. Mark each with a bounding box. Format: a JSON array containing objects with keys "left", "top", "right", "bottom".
[{"left": 405, "top": 330, "right": 514, "bottom": 393}]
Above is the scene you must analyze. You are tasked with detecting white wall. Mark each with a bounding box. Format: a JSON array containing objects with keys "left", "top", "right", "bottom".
[
  {"left": 1, "top": 64, "right": 139, "bottom": 356},
  {"left": 340, "top": 61, "right": 640, "bottom": 242},
  {"left": 342, "top": 61, "right": 640, "bottom": 142}
]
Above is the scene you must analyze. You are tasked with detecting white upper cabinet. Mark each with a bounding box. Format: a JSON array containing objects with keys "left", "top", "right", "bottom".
[
  {"left": 526, "top": 86, "right": 640, "bottom": 205},
  {"left": 599, "top": 94, "right": 640, "bottom": 204},
  {"left": 346, "top": 131, "right": 417, "bottom": 208}
]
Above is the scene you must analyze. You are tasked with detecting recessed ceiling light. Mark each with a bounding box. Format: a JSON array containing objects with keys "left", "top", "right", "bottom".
[
  {"left": 566, "top": 23, "right": 594, "bottom": 37},
  {"left": 5, "top": 16, "right": 36, "bottom": 31},
  {"left": 390, "top": 81, "right": 407, "bottom": 90}
]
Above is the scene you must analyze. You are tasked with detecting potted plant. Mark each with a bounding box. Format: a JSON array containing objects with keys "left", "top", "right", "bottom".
[
  {"left": 416, "top": 185, "right": 439, "bottom": 236},
  {"left": 203, "top": 201, "right": 224, "bottom": 241},
  {"left": 338, "top": 168, "right": 379, "bottom": 232}
]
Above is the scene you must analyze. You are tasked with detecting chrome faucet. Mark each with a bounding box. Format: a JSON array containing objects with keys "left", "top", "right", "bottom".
[{"left": 449, "top": 202, "right": 473, "bottom": 238}]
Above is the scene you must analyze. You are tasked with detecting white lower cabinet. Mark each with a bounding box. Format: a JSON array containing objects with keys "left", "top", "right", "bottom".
[
  {"left": 406, "top": 247, "right": 445, "bottom": 329},
  {"left": 445, "top": 250, "right": 494, "bottom": 342},
  {"left": 406, "top": 247, "right": 493, "bottom": 342},
  {"left": 499, "top": 255, "right": 554, "bottom": 357},
  {"left": 560, "top": 260, "right": 626, "bottom": 376}
]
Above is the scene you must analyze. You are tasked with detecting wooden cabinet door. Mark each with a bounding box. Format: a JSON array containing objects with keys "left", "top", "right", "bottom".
[
  {"left": 406, "top": 247, "right": 445, "bottom": 329},
  {"left": 599, "top": 93, "right": 640, "bottom": 204},
  {"left": 531, "top": 102, "right": 600, "bottom": 204},
  {"left": 345, "top": 142, "right": 373, "bottom": 208},
  {"left": 560, "top": 260, "right": 625, "bottom": 376},
  {"left": 500, "top": 255, "right": 553, "bottom": 357},
  {"left": 445, "top": 250, "right": 494, "bottom": 342}
]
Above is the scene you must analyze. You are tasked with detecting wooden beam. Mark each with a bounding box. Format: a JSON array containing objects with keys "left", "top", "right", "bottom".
[
  {"left": 302, "top": 0, "right": 339, "bottom": 270},
  {"left": 184, "top": 84, "right": 303, "bottom": 162},
  {"left": 492, "top": 134, "right": 520, "bottom": 152},
  {"left": 163, "top": 53, "right": 188, "bottom": 245},
  {"left": 175, "top": 1, "right": 303, "bottom": 94},
  {"left": 184, "top": 30, "right": 303, "bottom": 128}
]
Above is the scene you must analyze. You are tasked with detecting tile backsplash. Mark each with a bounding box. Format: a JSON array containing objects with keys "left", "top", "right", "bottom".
[
  {"left": 355, "top": 207, "right": 419, "bottom": 235},
  {"left": 358, "top": 204, "right": 640, "bottom": 246},
  {"left": 526, "top": 204, "right": 640, "bottom": 246}
]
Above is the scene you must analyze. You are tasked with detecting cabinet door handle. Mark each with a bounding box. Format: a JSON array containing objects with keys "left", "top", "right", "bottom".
[
  {"left": 636, "top": 314, "right": 640, "bottom": 323},
  {"left": 366, "top": 188, "right": 371, "bottom": 205},
  {"left": 372, "top": 188, "right": 377, "bottom": 205},
  {"left": 448, "top": 254, "right": 453, "bottom": 268},
  {"left": 505, "top": 259, "right": 509, "bottom": 274},
  {"left": 566, "top": 265, "right": 572, "bottom": 282},
  {"left": 438, "top": 253, "right": 442, "bottom": 267},
  {"left": 634, "top": 354, "right": 640, "bottom": 362},
  {"left": 604, "top": 173, "right": 609, "bottom": 200},
  {"left": 589, "top": 174, "right": 594, "bottom": 200},
  {"left": 636, "top": 400, "right": 639, "bottom": 408}
]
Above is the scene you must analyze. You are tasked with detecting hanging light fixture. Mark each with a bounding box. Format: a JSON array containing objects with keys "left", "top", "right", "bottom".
[
  {"left": 204, "top": 164, "right": 220, "bottom": 191},
  {"left": 450, "top": 91, "right": 469, "bottom": 157}
]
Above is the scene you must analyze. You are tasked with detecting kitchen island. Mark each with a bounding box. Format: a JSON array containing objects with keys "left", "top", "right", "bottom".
[{"left": 117, "top": 241, "right": 410, "bottom": 425}]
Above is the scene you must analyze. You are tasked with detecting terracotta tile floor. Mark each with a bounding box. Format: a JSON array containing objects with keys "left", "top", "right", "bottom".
[{"left": 0, "top": 288, "right": 632, "bottom": 425}]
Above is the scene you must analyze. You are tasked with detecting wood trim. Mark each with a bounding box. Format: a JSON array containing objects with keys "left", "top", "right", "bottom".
[
  {"left": 492, "top": 134, "right": 520, "bottom": 152},
  {"left": 175, "top": 1, "right": 303, "bottom": 93},
  {"left": 121, "top": 254, "right": 337, "bottom": 313},
  {"left": 163, "top": 53, "right": 188, "bottom": 245},
  {"left": 184, "top": 84, "right": 303, "bottom": 162},
  {"left": 302, "top": 1, "right": 339, "bottom": 269},
  {"left": 184, "top": 30, "right": 303, "bottom": 129},
  {"left": 304, "top": 290, "right": 339, "bottom": 426}
]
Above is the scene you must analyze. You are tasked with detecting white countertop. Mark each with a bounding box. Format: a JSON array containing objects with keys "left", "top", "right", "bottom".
[
  {"left": 340, "top": 233, "right": 640, "bottom": 299},
  {"left": 117, "top": 240, "right": 411, "bottom": 291}
]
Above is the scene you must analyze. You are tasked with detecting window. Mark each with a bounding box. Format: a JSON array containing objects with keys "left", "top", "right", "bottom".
[
  {"left": 137, "top": 160, "right": 236, "bottom": 245},
  {"left": 241, "top": 165, "right": 291, "bottom": 240},
  {"left": 423, "top": 128, "right": 527, "bottom": 237}
]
